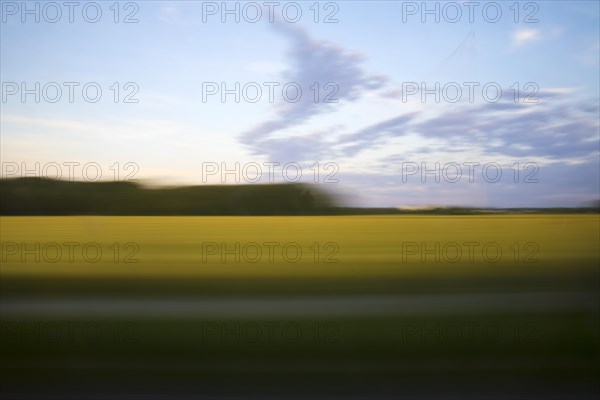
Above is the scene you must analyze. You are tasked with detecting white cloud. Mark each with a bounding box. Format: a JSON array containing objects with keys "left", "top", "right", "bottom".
[{"left": 512, "top": 28, "right": 542, "bottom": 47}]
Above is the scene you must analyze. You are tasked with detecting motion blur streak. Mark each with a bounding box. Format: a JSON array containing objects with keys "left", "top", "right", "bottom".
[{"left": 1, "top": 215, "right": 599, "bottom": 399}]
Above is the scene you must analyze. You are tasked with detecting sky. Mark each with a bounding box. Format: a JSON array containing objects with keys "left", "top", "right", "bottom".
[{"left": 1, "top": 0, "right": 599, "bottom": 207}]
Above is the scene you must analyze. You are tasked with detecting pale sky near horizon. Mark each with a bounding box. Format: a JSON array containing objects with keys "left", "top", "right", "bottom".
[{"left": 1, "top": 0, "right": 599, "bottom": 207}]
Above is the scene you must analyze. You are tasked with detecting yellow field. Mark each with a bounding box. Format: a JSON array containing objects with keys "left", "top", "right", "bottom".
[
  {"left": 1, "top": 215, "right": 598, "bottom": 278},
  {"left": 2, "top": 215, "right": 599, "bottom": 398}
]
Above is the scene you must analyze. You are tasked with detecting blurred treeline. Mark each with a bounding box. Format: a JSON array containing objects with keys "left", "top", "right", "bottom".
[
  {"left": 1, "top": 178, "right": 598, "bottom": 215},
  {"left": 0, "top": 178, "right": 336, "bottom": 215}
]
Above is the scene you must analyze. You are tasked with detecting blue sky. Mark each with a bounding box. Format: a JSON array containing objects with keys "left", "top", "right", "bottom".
[{"left": 1, "top": 1, "right": 599, "bottom": 207}]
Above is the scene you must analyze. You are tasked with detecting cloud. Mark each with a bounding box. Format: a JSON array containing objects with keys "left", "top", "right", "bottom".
[
  {"left": 239, "top": 19, "right": 386, "bottom": 158},
  {"left": 512, "top": 28, "right": 542, "bottom": 47},
  {"left": 232, "top": 22, "right": 598, "bottom": 207},
  {"left": 335, "top": 113, "right": 417, "bottom": 156},
  {"left": 335, "top": 157, "right": 600, "bottom": 208},
  {"left": 326, "top": 88, "right": 599, "bottom": 162},
  {"left": 237, "top": 74, "right": 598, "bottom": 166},
  {"left": 367, "top": 96, "right": 597, "bottom": 161}
]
